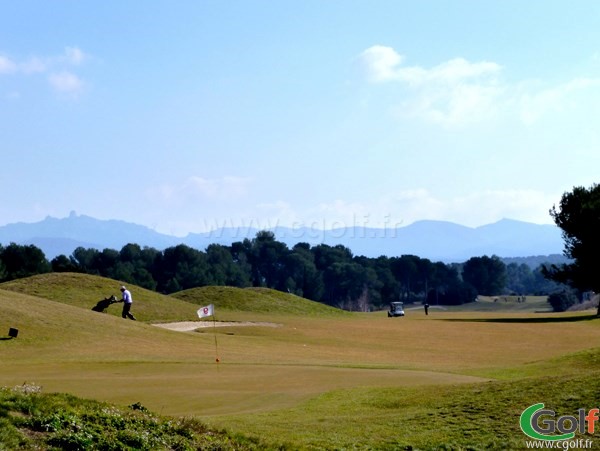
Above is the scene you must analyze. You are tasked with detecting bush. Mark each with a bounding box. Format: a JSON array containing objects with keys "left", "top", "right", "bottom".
[
  {"left": 547, "top": 290, "right": 579, "bottom": 312},
  {"left": 0, "top": 385, "right": 261, "bottom": 450}
]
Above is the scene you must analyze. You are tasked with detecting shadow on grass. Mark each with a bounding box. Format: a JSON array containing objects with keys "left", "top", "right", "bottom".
[{"left": 439, "top": 314, "right": 599, "bottom": 324}]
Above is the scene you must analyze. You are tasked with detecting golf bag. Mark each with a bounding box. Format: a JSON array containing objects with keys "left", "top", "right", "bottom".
[{"left": 92, "top": 295, "right": 118, "bottom": 312}]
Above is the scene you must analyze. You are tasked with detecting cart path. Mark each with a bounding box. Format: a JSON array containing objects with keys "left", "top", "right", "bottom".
[{"left": 152, "top": 321, "right": 281, "bottom": 331}]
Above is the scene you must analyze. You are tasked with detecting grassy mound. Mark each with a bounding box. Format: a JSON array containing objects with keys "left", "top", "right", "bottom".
[
  {"left": 0, "top": 289, "right": 208, "bottom": 363},
  {"left": 171, "top": 285, "right": 348, "bottom": 317},
  {"left": 0, "top": 383, "right": 261, "bottom": 450},
  {"left": 0, "top": 273, "right": 198, "bottom": 322}
]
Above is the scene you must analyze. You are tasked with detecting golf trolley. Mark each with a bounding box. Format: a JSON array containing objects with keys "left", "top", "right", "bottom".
[{"left": 92, "top": 295, "right": 119, "bottom": 312}]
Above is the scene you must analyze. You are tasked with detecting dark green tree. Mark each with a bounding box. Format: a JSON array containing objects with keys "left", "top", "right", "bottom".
[
  {"left": 155, "top": 244, "right": 210, "bottom": 293},
  {"left": 71, "top": 247, "right": 101, "bottom": 274},
  {"left": 229, "top": 240, "right": 253, "bottom": 286},
  {"left": 0, "top": 243, "right": 51, "bottom": 281},
  {"left": 426, "top": 261, "right": 471, "bottom": 305},
  {"left": 51, "top": 254, "right": 80, "bottom": 272},
  {"left": 284, "top": 243, "right": 323, "bottom": 299},
  {"left": 116, "top": 244, "right": 159, "bottom": 290},
  {"left": 390, "top": 255, "right": 420, "bottom": 302},
  {"left": 312, "top": 244, "right": 353, "bottom": 271},
  {"left": 544, "top": 183, "right": 600, "bottom": 315},
  {"left": 247, "top": 231, "right": 289, "bottom": 289},
  {"left": 312, "top": 244, "right": 353, "bottom": 304},
  {"left": 0, "top": 245, "right": 6, "bottom": 281},
  {"left": 462, "top": 255, "right": 507, "bottom": 295},
  {"left": 371, "top": 256, "right": 400, "bottom": 307},
  {"left": 532, "top": 265, "right": 561, "bottom": 295},
  {"left": 95, "top": 249, "right": 120, "bottom": 278},
  {"left": 431, "top": 279, "right": 477, "bottom": 305},
  {"left": 505, "top": 263, "right": 534, "bottom": 294},
  {"left": 206, "top": 243, "right": 251, "bottom": 287}
]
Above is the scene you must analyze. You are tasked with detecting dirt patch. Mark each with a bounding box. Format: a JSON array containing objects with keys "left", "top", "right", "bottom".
[{"left": 152, "top": 321, "right": 281, "bottom": 332}]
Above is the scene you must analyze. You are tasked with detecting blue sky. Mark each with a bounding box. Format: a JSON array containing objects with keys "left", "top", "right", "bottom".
[{"left": 2, "top": 1, "right": 600, "bottom": 236}]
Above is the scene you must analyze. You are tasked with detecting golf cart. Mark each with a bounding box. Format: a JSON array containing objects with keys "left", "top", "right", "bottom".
[{"left": 387, "top": 301, "right": 405, "bottom": 317}]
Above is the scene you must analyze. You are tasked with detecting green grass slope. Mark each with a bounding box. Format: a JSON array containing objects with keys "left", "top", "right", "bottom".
[
  {"left": 171, "top": 285, "right": 348, "bottom": 317},
  {"left": 0, "top": 273, "right": 198, "bottom": 322},
  {"left": 0, "top": 288, "right": 210, "bottom": 363}
]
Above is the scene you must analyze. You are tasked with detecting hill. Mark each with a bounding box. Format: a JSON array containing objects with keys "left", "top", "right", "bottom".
[
  {"left": 0, "top": 273, "right": 345, "bottom": 321},
  {"left": 172, "top": 285, "right": 348, "bottom": 317},
  {"left": 0, "top": 213, "right": 563, "bottom": 261},
  {"left": 0, "top": 272, "right": 198, "bottom": 322},
  {"left": 0, "top": 287, "right": 208, "bottom": 364}
]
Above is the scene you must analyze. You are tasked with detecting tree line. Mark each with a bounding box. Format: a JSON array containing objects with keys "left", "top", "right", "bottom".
[{"left": 0, "top": 230, "right": 562, "bottom": 311}]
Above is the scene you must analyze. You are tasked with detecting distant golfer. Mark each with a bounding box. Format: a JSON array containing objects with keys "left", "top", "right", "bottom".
[
  {"left": 424, "top": 302, "right": 429, "bottom": 315},
  {"left": 119, "top": 285, "right": 136, "bottom": 320}
]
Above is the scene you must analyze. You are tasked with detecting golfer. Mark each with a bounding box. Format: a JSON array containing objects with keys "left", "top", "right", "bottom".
[{"left": 119, "top": 285, "right": 136, "bottom": 320}]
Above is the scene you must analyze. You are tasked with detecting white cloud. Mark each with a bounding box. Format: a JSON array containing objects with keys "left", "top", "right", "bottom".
[
  {"left": 399, "top": 80, "right": 504, "bottom": 126},
  {"left": 359, "top": 45, "right": 405, "bottom": 83},
  {"left": 20, "top": 57, "right": 47, "bottom": 74},
  {"left": 0, "top": 55, "right": 17, "bottom": 74},
  {"left": 0, "top": 47, "right": 89, "bottom": 96},
  {"left": 64, "top": 46, "right": 86, "bottom": 65},
  {"left": 518, "top": 77, "right": 600, "bottom": 125},
  {"left": 359, "top": 45, "right": 503, "bottom": 127},
  {"left": 422, "top": 58, "right": 501, "bottom": 84},
  {"left": 359, "top": 45, "right": 600, "bottom": 128},
  {"left": 48, "top": 71, "right": 84, "bottom": 95},
  {"left": 359, "top": 46, "right": 501, "bottom": 85}
]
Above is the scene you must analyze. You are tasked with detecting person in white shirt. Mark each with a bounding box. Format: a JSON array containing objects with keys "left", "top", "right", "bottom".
[{"left": 119, "top": 285, "right": 136, "bottom": 320}]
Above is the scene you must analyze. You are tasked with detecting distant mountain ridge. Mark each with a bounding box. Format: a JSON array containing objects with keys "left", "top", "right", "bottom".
[{"left": 0, "top": 212, "right": 565, "bottom": 262}]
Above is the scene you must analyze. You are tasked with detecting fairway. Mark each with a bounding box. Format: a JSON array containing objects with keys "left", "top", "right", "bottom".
[{"left": 1, "top": 274, "right": 600, "bottom": 449}]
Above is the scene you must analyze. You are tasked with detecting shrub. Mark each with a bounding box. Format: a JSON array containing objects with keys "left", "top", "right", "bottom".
[
  {"left": 0, "top": 385, "right": 261, "bottom": 450},
  {"left": 547, "top": 289, "right": 579, "bottom": 312}
]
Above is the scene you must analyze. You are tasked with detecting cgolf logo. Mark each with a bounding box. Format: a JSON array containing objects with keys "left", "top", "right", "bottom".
[{"left": 520, "top": 403, "right": 598, "bottom": 442}]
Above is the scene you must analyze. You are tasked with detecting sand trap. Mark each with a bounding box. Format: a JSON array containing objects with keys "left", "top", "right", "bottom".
[{"left": 153, "top": 321, "right": 281, "bottom": 332}]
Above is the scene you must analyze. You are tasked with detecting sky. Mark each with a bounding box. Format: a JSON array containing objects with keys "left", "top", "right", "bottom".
[{"left": 2, "top": 1, "right": 600, "bottom": 237}]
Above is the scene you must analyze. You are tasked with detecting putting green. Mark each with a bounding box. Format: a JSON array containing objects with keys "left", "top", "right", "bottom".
[{"left": 0, "top": 361, "right": 487, "bottom": 416}]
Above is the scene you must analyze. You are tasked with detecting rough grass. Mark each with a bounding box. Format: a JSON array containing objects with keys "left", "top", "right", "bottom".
[
  {"left": 0, "top": 383, "right": 261, "bottom": 450},
  {"left": 2, "top": 274, "right": 600, "bottom": 449}
]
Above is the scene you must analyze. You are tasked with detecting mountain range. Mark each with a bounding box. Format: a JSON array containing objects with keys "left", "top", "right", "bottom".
[{"left": 0, "top": 211, "right": 566, "bottom": 263}]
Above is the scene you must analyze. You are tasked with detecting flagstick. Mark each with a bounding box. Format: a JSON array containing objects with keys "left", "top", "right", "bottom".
[
  {"left": 212, "top": 313, "right": 220, "bottom": 369},
  {"left": 197, "top": 305, "right": 220, "bottom": 369}
]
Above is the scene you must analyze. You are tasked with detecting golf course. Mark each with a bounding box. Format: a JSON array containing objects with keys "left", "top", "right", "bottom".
[{"left": 1, "top": 272, "right": 600, "bottom": 449}]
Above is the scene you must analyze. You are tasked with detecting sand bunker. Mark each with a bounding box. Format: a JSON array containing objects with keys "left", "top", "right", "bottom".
[{"left": 153, "top": 321, "right": 280, "bottom": 332}]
